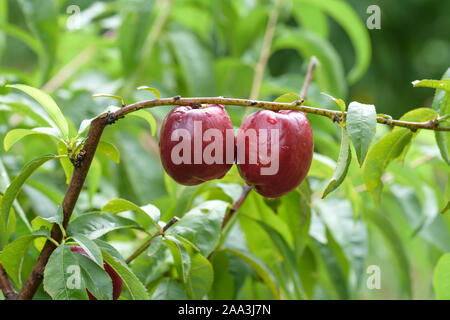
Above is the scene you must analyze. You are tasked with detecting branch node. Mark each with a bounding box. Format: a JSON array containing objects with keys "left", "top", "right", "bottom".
[
  {"left": 135, "top": 105, "right": 142, "bottom": 111},
  {"left": 250, "top": 101, "right": 258, "bottom": 106},
  {"left": 173, "top": 95, "right": 181, "bottom": 101},
  {"left": 70, "top": 150, "right": 86, "bottom": 168},
  {"left": 192, "top": 103, "right": 201, "bottom": 109},
  {"left": 104, "top": 112, "right": 118, "bottom": 125}
]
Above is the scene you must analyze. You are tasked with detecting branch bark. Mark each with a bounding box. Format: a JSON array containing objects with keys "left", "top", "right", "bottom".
[{"left": 0, "top": 263, "right": 17, "bottom": 300}]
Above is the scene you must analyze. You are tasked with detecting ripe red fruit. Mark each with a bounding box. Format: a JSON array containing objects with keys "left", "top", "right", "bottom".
[
  {"left": 159, "top": 104, "right": 234, "bottom": 185},
  {"left": 70, "top": 246, "right": 123, "bottom": 300},
  {"left": 236, "top": 110, "right": 313, "bottom": 198}
]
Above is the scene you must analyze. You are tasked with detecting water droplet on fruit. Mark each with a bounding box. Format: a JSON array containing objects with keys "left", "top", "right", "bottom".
[
  {"left": 266, "top": 117, "right": 277, "bottom": 125},
  {"left": 205, "top": 112, "right": 212, "bottom": 117}
]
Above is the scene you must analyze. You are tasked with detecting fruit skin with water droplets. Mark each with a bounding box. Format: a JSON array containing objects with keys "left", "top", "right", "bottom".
[
  {"left": 70, "top": 246, "right": 123, "bottom": 300},
  {"left": 159, "top": 104, "right": 234, "bottom": 185},
  {"left": 237, "top": 110, "right": 313, "bottom": 198}
]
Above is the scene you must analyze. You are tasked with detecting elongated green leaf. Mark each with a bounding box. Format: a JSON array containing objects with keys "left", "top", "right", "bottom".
[
  {"left": 274, "top": 92, "right": 300, "bottom": 103},
  {"left": 222, "top": 249, "right": 279, "bottom": 300},
  {"left": 97, "top": 141, "right": 120, "bottom": 163},
  {"left": 363, "top": 108, "right": 437, "bottom": 201},
  {"left": 128, "top": 109, "right": 157, "bottom": 136},
  {"left": 0, "top": 232, "right": 48, "bottom": 287},
  {"left": 67, "top": 212, "right": 143, "bottom": 239},
  {"left": 7, "top": 84, "right": 68, "bottom": 139},
  {"left": 309, "top": 154, "right": 335, "bottom": 179},
  {"left": 171, "top": 200, "right": 229, "bottom": 256},
  {"left": 412, "top": 79, "right": 450, "bottom": 91},
  {"left": 430, "top": 68, "right": 450, "bottom": 164},
  {"left": 57, "top": 140, "right": 73, "bottom": 184},
  {"left": 4, "top": 127, "right": 60, "bottom": 151},
  {"left": 184, "top": 252, "right": 213, "bottom": 299},
  {"left": 70, "top": 234, "right": 103, "bottom": 268},
  {"left": 0, "top": 101, "right": 50, "bottom": 127},
  {"left": 322, "top": 93, "right": 346, "bottom": 112},
  {"left": 296, "top": 0, "right": 371, "bottom": 83},
  {"left": 152, "top": 278, "right": 188, "bottom": 300},
  {"left": 0, "top": 155, "right": 56, "bottom": 248},
  {"left": 362, "top": 209, "right": 412, "bottom": 298},
  {"left": 433, "top": 253, "right": 450, "bottom": 299},
  {"left": 101, "top": 250, "right": 150, "bottom": 300},
  {"left": 322, "top": 127, "right": 352, "bottom": 198},
  {"left": 137, "top": 86, "right": 160, "bottom": 99},
  {"left": 102, "top": 198, "right": 160, "bottom": 230},
  {"left": 163, "top": 235, "right": 191, "bottom": 283},
  {"left": 346, "top": 102, "right": 377, "bottom": 166},
  {"left": 43, "top": 244, "right": 89, "bottom": 300},
  {"left": 210, "top": 251, "right": 235, "bottom": 300},
  {"left": 273, "top": 28, "right": 346, "bottom": 97},
  {"left": 73, "top": 253, "right": 112, "bottom": 300}
]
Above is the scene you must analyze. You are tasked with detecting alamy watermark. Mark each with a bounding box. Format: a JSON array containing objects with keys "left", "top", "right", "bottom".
[
  {"left": 366, "top": 265, "right": 381, "bottom": 290},
  {"left": 366, "top": 5, "right": 381, "bottom": 30},
  {"left": 170, "top": 121, "right": 280, "bottom": 175}
]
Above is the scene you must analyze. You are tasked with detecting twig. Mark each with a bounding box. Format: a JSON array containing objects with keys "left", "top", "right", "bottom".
[
  {"left": 125, "top": 216, "right": 180, "bottom": 264},
  {"left": 249, "top": 0, "right": 283, "bottom": 100},
  {"left": 222, "top": 185, "right": 253, "bottom": 228},
  {"left": 300, "top": 57, "right": 319, "bottom": 101},
  {"left": 0, "top": 263, "right": 17, "bottom": 300}
]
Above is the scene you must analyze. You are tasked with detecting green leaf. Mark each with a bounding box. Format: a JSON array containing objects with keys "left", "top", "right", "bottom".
[
  {"left": 168, "top": 30, "right": 216, "bottom": 96},
  {"left": 412, "top": 79, "right": 450, "bottom": 91},
  {"left": 7, "top": 84, "right": 69, "bottom": 139},
  {"left": 57, "top": 141, "right": 73, "bottom": 184},
  {"left": 363, "top": 108, "right": 438, "bottom": 202},
  {"left": 43, "top": 244, "right": 89, "bottom": 300},
  {"left": 92, "top": 93, "right": 125, "bottom": 106},
  {"left": 346, "top": 102, "right": 377, "bottom": 166},
  {"left": 0, "top": 155, "right": 56, "bottom": 248},
  {"left": 292, "top": 1, "right": 329, "bottom": 38},
  {"left": 152, "top": 278, "right": 188, "bottom": 300},
  {"left": 222, "top": 249, "right": 279, "bottom": 300},
  {"left": 101, "top": 249, "right": 150, "bottom": 300},
  {"left": 256, "top": 221, "right": 304, "bottom": 299},
  {"left": 163, "top": 235, "right": 191, "bottom": 283},
  {"left": 430, "top": 68, "right": 450, "bottom": 164},
  {"left": 137, "top": 86, "right": 160, "bottom": 99},
  {"left": 297, "top": 0, "right": 371, "bottom": 83},
  {"left": 128, "top": 110, "right": 157, "bottom": 136},
  {"left": 309, "top": 153, "right": 335, "bottom": 179},
  {"left": 4, "top": 127, "right": 60, "bottom": 151},
  {"left": 67, "top": 212, "right": 143, "bottom": 239},
  {"left": 102, "top": 198, "right": 160, "bottom": 230},
  {"left": 97, "top": 141, "right": 120, "bottom": 163},
  {"left": 433, "top": 253, "right": 450, "bottom": 299},
  {"left": 274, "top": 92, "right": 300, "bottom": 103},
  {"left": 70, "top": 234, "right": 103, "bottom": 268},
  {"left": 322, "top": 127, "right": 352, "bottom": 198},
  {"left": 0, "top": 101, "right": 51, "bottom": 127},
  {"left": 362, "top": 209, "right": 412, "bottom": 298},
  {"left": 210, "top": 251, "right": 235, "bottom": 300},
  {"left": 170, "top": 200, "right": 229, "bottom": 256},
  {"left": 184, "top": 252, "right": 213, "bottom": 299},
  {"left": 273, "top": 28, "right": 346, "bottom": 97},
  {"left": 0, "top": 232, "right": 48, "bottom": 287},
  {"left": 73, "top": 252, "right": 112, "bottom": 300},
  {"left": 322, "top": 93, "right": 346, "bottom": 112}
]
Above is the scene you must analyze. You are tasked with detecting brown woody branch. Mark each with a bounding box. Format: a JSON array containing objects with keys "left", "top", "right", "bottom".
[{"left": 0, "top": 263, "right": 17, "bottom": 300}]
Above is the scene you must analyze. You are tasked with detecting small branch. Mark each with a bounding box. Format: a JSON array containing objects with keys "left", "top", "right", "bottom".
[
  {"left": 249, "top": 0, "right": 283, "bottom": 100},
  {"left": 125, "top": 216, "right": 180, "bottom": 264},
  {"left": 0, "top": 263, "right": 17, "bottom": 300},
  {"left": 222, "top": 185, "right": 253, "bottom": 228},
  {"left": 300, "top": 57, "right": 319, "bottom": 101}
]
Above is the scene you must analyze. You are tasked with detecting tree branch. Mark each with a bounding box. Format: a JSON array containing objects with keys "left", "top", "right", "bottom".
[
  {"left": 222, "top": 185, "right": 253, "bottom": 229},
  {"left": 0, "top": 263, "right": 17, "bottom": 300},
  {"left": 16, "top": 114, "right": 110, "bottom": 300},
  {"left": 125, "top": 216, "right": 180, "bottom": 264}
]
